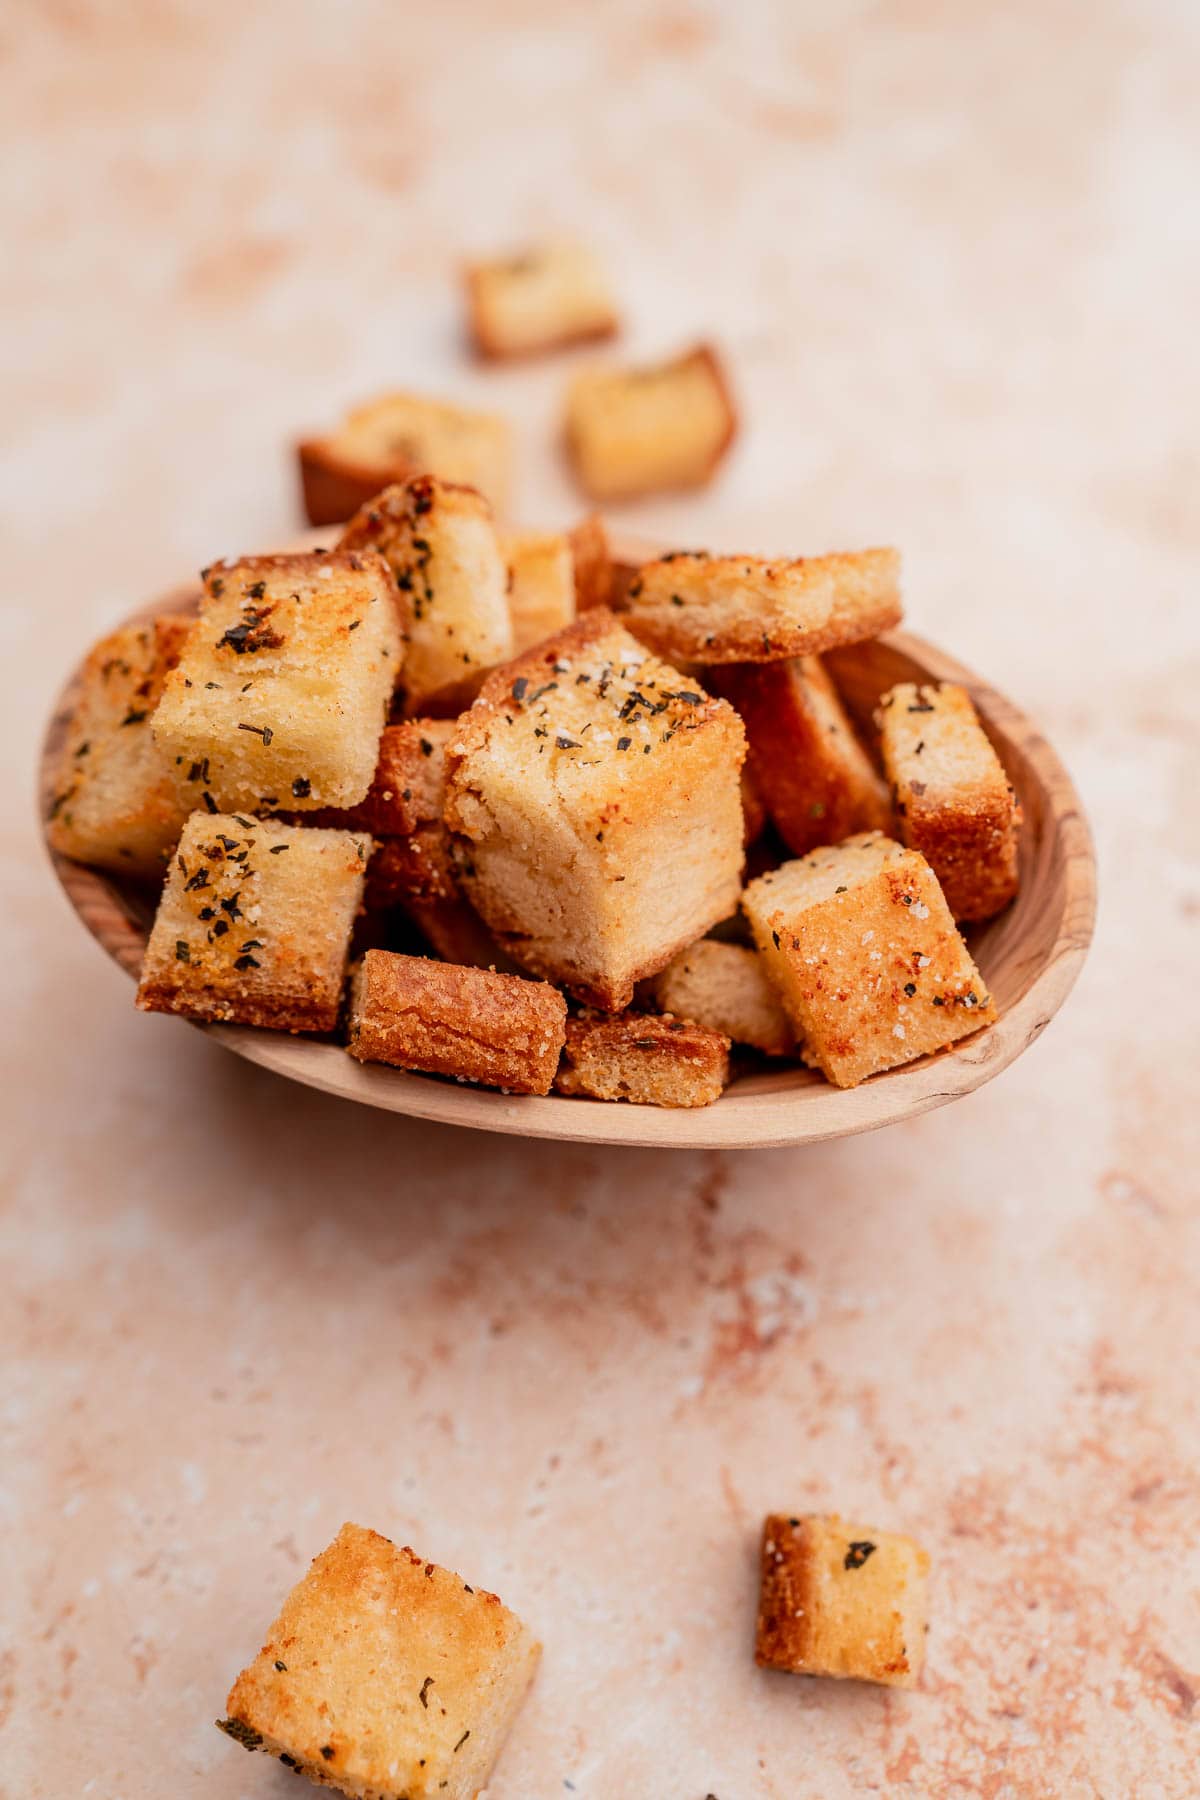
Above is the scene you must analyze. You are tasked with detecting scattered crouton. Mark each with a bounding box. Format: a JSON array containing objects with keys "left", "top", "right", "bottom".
[
  {"left": 465, "top": 239, "right": 618, "bottom": 359},
  {"left": 501, "top": 529, "right": 576, "bottom": 653},
  {"left": 878, "top": 681, "right": 1020, "bottom": 921},
  {"left": 564, "top": 343, "right": 736, "bottom": 502},
  {"left": 299, "top": 391, "right": 512, "bottom": 525},
  {"left": 756, "top": 1513, "right": 930, "bottom": 1688},
  {"left": 652, "top": 939, "right": 795, "bottom": 1056},
  {"left": 217, "top": 1522, "right": 540, "bottom": 1800},
  {"left": 555, "top": 1011, "right": 730, "bottom": 1107},
  {"left": 743, "top": 833, "right": 995, "bottom": 1087}
]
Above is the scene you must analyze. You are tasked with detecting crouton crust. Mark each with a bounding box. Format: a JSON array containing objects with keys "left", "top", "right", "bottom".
[
  {"left": 347, "top": 950, "right": 566, "bottom": 1095},
  {"left": 652, "top": 939, "right": 795, "bottom": 1056},
  {"left": 624, "top": 547, "right": 902, "bottom": 664},
  {"left": 564, "top": 343, "right": 736, "bottom": 502},
  {"left": 878, "top": 682, "right": 1020, "bottom": 921},
  {"left": 465, "top": 239, "right": 619, "bottom": 360},
  {"left": 554, "top": 1011, "right": 730, "bottom": 1107}
]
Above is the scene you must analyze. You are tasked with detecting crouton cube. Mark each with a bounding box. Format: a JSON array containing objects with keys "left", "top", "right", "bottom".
[
  {"left": 347, "top": 950, "right": 566, "bottom": 1094},
  {"left": 300, "top": 720, "right": 458, "bottom": 837},
  {"left": 743, "top": 833, "right": 995, "bottom": 1088},
  {"left": 740, "top": 758, "right": 768, "bottom": 847},
  {"left": 501, "top": 529, "right": 576, "bottom": 652},
  {"left": 46, "top": 617, "right": 192, "bottom": 877},
  {"left": 878, "top": 681, "right": 1020, "bottom": 921},
  {"left": 555, "top": 1011, "right": 730, "bottom": 1107},
  {"left": 568, "top": 513, "right": 614, "bottom": 613},
  {"left": 444, "top": 609, "right": 747, "bottom": 1010},
  {"left": 339, "top": 478, "right": 513, "bottom": 713},
  {"left": 151, "top": 553, "right": 401, "bottom": 814},
  {"left": 299, "top": 391, "right": 512, "bottom": 525},
  {"left": 756, "top": 1513, "right": 930, "bottom": 1688},
  {"left": 136, "top": 814, "right": 369, "bottom": 1031},
  {"left": 652, "top": 939, "right": 795, "bottom": 1056},
  {"left": 564, "top": 343, "right": 736, "bottom": 502},
  {"left": 217, "top": 1522, "right": 539, "bottom": 1800},
  {"left": 465, "top": 239, "right": 618, "bottom": 359},
  {"left": 625, "top": 547, "right": 902, "bottom": 665},
  {"left": 714, "top": 657, "right": 891, "bottom": 854}
]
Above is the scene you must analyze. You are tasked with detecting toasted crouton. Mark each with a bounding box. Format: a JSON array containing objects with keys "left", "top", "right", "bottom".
[
  {"left": 756, "top": 1514, "right": 930, "bottom": 1688},
  {"left": 465, "top": 239, "right": 618, "bottom": 359},
  {"left": 136, "top": 814, "right": 369, "bottom": 1031},
  {"left": 743, "top": 833, "right": 995, "bottom": 1088},
  {"left": 652, "top": 940, "right": 795, "bottom": 1056},
  {"left": 300, "top": 720, "right": 458, "bottom": 837},
  {"left": 878, "top": 682, "right": 1020, "bottom": 921},
  {"left": 299, "top": 391, "right": 512, "bottom": 525},
  {"left": 568, "top": 513, "right": 613, "bottom": 613},
  {"left": 624, "top": 548, "right": 902, "bottom": 664},
  {"left": 46, "top": 617, "right": 192, "bottom": 877},
  {"left": 339, "top": 477, "right": 512, "bottom": 713},
  {"left": 150, "top": 553, "right": 401, "bottom": 813},
  {"left": 564, "top": 343, "right": 736, "bottom": 502},
  {"left": 555, "top": 1011, "right": 730, "bottom": 1107},
  {"left": 444, "top": 609, "right": 746, "bottom": 1011},
  {"left": 217, "top": 1522, "right": 540, "bottom": 1800},
  {"left": 501, "top": 529, "right": 576, "bottom": 653},
  {"left": 740, "top": 758, "right": 769, "bottom": 847},
  {"left": 348, "top": 950, "right": 566, "bottom": 1094},
  {"left": 714, "top": 657, "right": 891, "bottom": 854}
]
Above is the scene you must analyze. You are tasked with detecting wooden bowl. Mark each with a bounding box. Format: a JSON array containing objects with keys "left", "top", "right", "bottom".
[{"left": 39, "top": 536, "right": 1095, "bottom": 1149}]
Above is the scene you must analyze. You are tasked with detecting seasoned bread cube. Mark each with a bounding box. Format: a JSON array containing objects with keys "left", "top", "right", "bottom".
[
  {"left": 714, "top": 657, "right": 891, "bottom": 854},
  {"left": 756, "top": 1513, "right": 930, "bottom": 1689},
  {"left": 501, "top": 529, "right": 576, "bottom": 653},
  {"left": 568, "top": 513, "right": 613, "bottom": 613},
  {"left": 444, "top": 609, "right": 747, "bottom": 1011},
  {"left": 878, "top": 682, "right": 1020, "bottom": 922},
  {"left": 151, "top": 553, "right": 401, "bottom": 814},
  {"left": 652, "top": 939, "right": 795, "bottom": 1056},
  {"left": 564, "top": 343, "right": 736, "bottom": 502},
  {"left": 625, "top": 547, "right": 902, "bottom": 664},
  {"left": 740, "top": 758, "right": 768, "bottom": 847},
  {"left": 555, "top": 1011, "right": 729, "bottom": 1107},
  {"left": 46, "top": 617, "right": 192, "bottom": 877},
  {"left": 218, "top": 1522, "right": 539, "bottom": 1800},
  {"left": 465, "top": 239, "right": 618, "bottom": 359},
  {"left": 302, "top": 720, "right": 458, "bottom": 837},
  {"left": 743, "top": 834, "right": 995, "bottom": 1088},
  {"left": 136, "top": 814, "right": 368, "bottom": 1031},
  {"left": 299, "top": 391, "right": 512, "bottom": 525},
  {"left": 348, "top": 950, "right": 566, "bottom": 1094},
  {"left": 339, "top": 478, "right": 513, "bottom": 713}
]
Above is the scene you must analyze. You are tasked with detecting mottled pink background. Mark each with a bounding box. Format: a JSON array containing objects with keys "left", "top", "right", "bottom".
[{"left": 3, "top": 3, "right": 1198, "bottom": 1796}]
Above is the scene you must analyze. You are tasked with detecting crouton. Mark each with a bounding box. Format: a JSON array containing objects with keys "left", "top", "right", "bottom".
[
  {"left": 743, "top": 834, "right": 995, "bottom": 1088},
  {"left": 46, "top": 617, "right": 192, "bottom": 877},
  {"left": 347, "top": 950, "right": 566, "bottom": 1095},
  {"left": 444, "top": 609, "right": 747, "bottom": 1011},
  {"left": 301, "top": 720, "right": 458, "bottom": 837},
  {"left": 878, "top": 682, "right": 1020, "bottom": 921},
  {"left": 136, "top": 814, "right": 369, "bottom": 1031},
  {"left": 740, "top": 758, "right": 768, "bottom": 847},
  {"left": 554, "top": 1011, "right": 730, "bottom": 1107},
  {"left": 501, "top": 529, "right": 576, "bottom": 653},
  {"left": 218, "top": 1522, "right": 540, "bottom": 1800},
  {"left": 299, "top": 391, "right": 512, "bottom": 525},
  {"left": 564, "top": 343, "right": 736, "bottom": 502},
  {"left": 624, "top": 547, "right": 902, "bottom": 664},
  {"left": 465, "top": 239, "right": 618, "bottom": 359},
  {"left": 652, "top": 939, "right": 795, "bottom": 1056},
  {"left": 364, "top": 828, "right": 456, "bottom": 910},
  {"left": 714, "top": 657, "right": 891, "bottom": 855},
  {"left": 339, "top": 478, "right": 512, "bottom": 713},
  {"left": 756, "top": 1513, "right": 930, "bottom": 1689},
  {"left": 150, "top": 553, "right": 401, "bottom": 814},
  {"left": 568, "top": 513, "right": 613, "bottom": 613}
]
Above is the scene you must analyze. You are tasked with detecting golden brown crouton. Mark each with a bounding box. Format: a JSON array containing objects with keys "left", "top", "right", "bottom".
[
  {"left": 218, "top": 1522, "right": 540, "bottom": 1800},
  {"left": 568, "top": 513, "right": 614, "bottom": 613},
  {"left": 554, "top": 1011, "right": 730, "bottom": 1107},
  {"left": 444, "top": 609, "right": 747, "bottom": 1011},
  {"left": 740, "top": 758, "right": 769, "bottom": 847},
  {"left": 501, "top": 529, "right": 576, "bottom": 653},
  {"left": 339, "top": 478, "right": 512, "bottom": 714},
  {"left": 151, "top": 553, "right": 401, "bottom": 814},
  {"left": 743, "top": 833, "right": 995, "bottom": 1088},
  {"left": 714, "top": 657, "right": 891, "bottom": 855},
  {"left": 624, "top": 548, "right": 902, "bottom": 664},
  {"left": 756, "top": 1513, "right": 930, "bottom": 1688},
  {"left": 347, "top": 950, "right": 566, "bottom": 1094},
  {"left": 652, "top": 939, "right": 795, "bottom": 1056},
  {"left": 878, "top": 682, "right": 1020, "bottom": 921},
  {"left": 137, "top": 814, "right": 369, "bottom": 1031},
  {"left": 301, "top": 720, "right": 458, "bottom": 837},
  {"left": 46, "top": 617, "right": 193, "bottom": 877},
  {"left": 465, "top": 239, "right": 618, "bottom": 359},
  {"left": 564, "top": 343, "right": 736, "bottom": 502},
  {"left": 299, "top": 391, "right": 512, "bottom": 525}
]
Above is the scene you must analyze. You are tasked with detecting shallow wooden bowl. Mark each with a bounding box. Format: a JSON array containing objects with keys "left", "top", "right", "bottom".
[{"left": 40, "top": 534, "right": 1095, "bottom": 1149}]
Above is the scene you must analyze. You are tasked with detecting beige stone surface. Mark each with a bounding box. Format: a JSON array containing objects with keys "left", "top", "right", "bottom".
[{"left": 3, "top": 3, "right": 1198, "bottom": 1796}]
